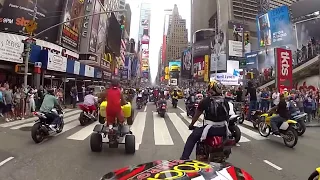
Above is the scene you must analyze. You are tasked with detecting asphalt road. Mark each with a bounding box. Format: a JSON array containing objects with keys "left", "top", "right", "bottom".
[{"left": 0, "top": 99, "right": 319, "bottom": 180}]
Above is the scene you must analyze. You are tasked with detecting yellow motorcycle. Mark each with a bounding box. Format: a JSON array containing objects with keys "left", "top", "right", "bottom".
[
  {"left": 258, "top": 113, "right": 298, "bottom": 148},
  {"left": 308, "top": 167, "right": 320, "bottom": 180}
]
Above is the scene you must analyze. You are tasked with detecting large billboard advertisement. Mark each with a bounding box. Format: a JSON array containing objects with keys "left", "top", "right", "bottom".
[
  {"left": 193, "top": 56, "right": 205, "bottom": 81},
  {"left": 295, "top": 18, "right": 320, "bottom": 49},
  {"left": 256, "top": 5, "right": 292, "bottom": 48},
  {"left": 181, "top": 49, "right": 192, "bottom": 78},
  {"left": 169, "top": 61, "right": 181, "bottom": 72},
  {"left": 61, "top": 0, "right": 84, "bottom": 50},
  {"left": 96, "top": 10, "right": 107, "bottom": 53},
  {"left": 89, "top": 0, "right": 101, "bottom": 53},
  {"left": 245, "top": 52, "right": 259, "bottom": 70},
  {"left": 0, "top": 0, "right": 64, "bottom": 43},
  {"left": 275, "top": 48, "right": 293, "bottom": 92}
]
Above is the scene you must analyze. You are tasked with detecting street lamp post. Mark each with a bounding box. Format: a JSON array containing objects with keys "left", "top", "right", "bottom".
[{"left": 23, "top": 9, "right": 126, "bottom": 87}]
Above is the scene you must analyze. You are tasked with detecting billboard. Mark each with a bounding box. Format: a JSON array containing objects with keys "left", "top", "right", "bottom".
[
  {"left": 96, "top": 9, "right": 107, "bottom": 53},
  {"left": 61, "top": 0, "right": 84, "bottom": 49},
  {"left": 141, "top": 35, "right": 150, "bottom": 44},
  {"left": 89, "top": 0, "right": 101, "bottom": 53},
  {"left": 165, "top": 66, "right": 169, "bottom": 80},
  {"left": 0, "top": 0, "right": 64, "bottom": 43},
  {"left": 169, "top": 61, "right": 181, "bottom": 72},
  {"left": 295, "top": 18, "right": 320, "bottom": 49},
  {"left": 256, "top": 5, "right": 292, "bottom": 47},
  {"left": 181, "top": 49, "right": 192, "bottom": 78},
  {"left": 245, "top": 52, "right": 259, "bottom": 70},
  {"left": 275, "top": 48, "right": 293, "bottom": 92},
  {"left": 193, "top": 56, "right": 205, "bottom": 81}
]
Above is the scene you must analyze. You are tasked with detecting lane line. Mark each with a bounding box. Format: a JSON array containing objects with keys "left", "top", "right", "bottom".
[
  {"left": 0, "top": 109, "right": 73, "bottom": 127},
  {"left": 238, "top": 125, "right": 266, "bottom": 140},
  {"left": 54, "top": 121, "right": 79, "bottom": 136},
  {"left": 167, "top": 113, "right": 190, "bottom": 143},
  {"left": 67, "top": 122, "right": 98, "bottom": 140},
  {"left": 131, "top": 112, "right": 147, "bottom": 150},
  {"left": 263, "top": 160, "right": 282, "bottom": 170},
  {"left": 10, "top": 110, "right": 82, "bottom": 130},
  {"left": 0, "top": 157, "right": 14, "bottom": 167},
  {"left": 242, "top": 120, "right": 254, "bottom": 128},
  {"left": 239, "top": 136, "right": 250, "bottom": 142},
  {"left": 178, "top": 106, "right": 186, "bottom": 113},
  {"left": 153, "top": 112, "right": 173, "bottom": 145},
  {"left": 143, "top": 105, "right": 147, "bottom": 112}
]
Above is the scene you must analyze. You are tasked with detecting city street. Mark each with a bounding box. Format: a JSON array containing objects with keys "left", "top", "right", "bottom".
[{"left": 0, "top": 99, "right": 319, "bottom": 180}]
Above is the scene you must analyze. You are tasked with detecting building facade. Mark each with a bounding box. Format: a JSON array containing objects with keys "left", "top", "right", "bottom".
[{"left": 124, "top": 4, "right": 132, "bottom": 36}]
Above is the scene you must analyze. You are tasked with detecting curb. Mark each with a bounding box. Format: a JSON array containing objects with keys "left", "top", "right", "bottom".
[{"left": 306, "top": 124, "right": 320, "bottom": 127}]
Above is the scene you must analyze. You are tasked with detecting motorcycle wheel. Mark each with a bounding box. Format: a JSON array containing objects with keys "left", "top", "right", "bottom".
[
  {"left": 252, "top": 118, "right": 260, "bottom": 129},
  {"left": 308, "top": 171, "right": 319, "bottom": 180},
  {"left": 90, "top": 133, "right": 103, "bottom": 152},
  {"left": 160, "top": 112, "right": 165, "bottom": 118},
  {"left": 229, "top": 125, "right": 241, "bottom": 143},
  {"left": 282, "top": 126, "right": 298, "bottom": 148},
  {"left": 56, "top": 120, "right": 64, "bottom": 133},
  {"left": 79, "top": 112, "right": 86, "bottom": 126},
  {"left": 31, "top": 122, "right": 45, "bottom": 143},
  {"left": 296, "top": 121, "right": 306, "bottom": 136},
  {"left": 258, "top": 122, "right": 271, "bottom": 137},
  {"left": 238, "top": 113, "right": 244, "bottom": 124}
]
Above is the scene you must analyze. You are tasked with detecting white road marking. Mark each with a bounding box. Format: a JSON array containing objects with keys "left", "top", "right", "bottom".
[
  {"left": 0, "top": 157, "right": 14, "bottom": 167},
  {"left": 0, "top": 109, "right": 73, "bottom": 128},
  {"left": 10, "top": 110, "right": 82, "bottom": 130},
  {"left": 131, "top": 112, "right": 147, "bottom": 150},
  {"left": 167, "top": 113, "right": 190, "bottom": 143},
  {"left": 67, "top": 122, "right": 98, "bottom": 140},
  {"left": 239, "top": 136, "right": 250, "bottom": 142},
  {"left": 153, "top": 112, "right": 173, "bottom": 145},
  {"left": 243, "top": 120, "right": 254, "bottom": 127},
  {"left": 263, "top": 160, "right": 282, "bottom": 170},
  {"left": 143, "top": 105, "right": 147, "bottom": 112},
  {"left": 54, "top": 121, "right": 79, "bottom": 136},
  {"left": 178, "top": 106, "right": 186, "bottom": 113},
  {"left": 238, "top": 125, "right": 266, "bottom": 140}
]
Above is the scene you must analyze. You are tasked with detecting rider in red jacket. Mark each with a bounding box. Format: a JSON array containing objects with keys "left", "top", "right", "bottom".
[{"left": 106, "top": 80, "right": 127, "bottom": 125}]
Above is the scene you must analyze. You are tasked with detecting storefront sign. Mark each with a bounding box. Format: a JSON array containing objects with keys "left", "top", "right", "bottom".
[
  {"left": 47, "top": 51, "right": 67, "bottom": 72},
  {"left": 275, "top": 48, "right": 293, "bottom": 92},
  {"left": 79, "top": 53, "right": 97, "bottom": 62},
  {"left": 82, "top": 0, "right": 93, "bottom": 37},
  {"left": 74, "top": 61, "right": 80, "bottom": 75},
  {"left": 0, "top": 33, "right": 24, "bottom": 63},
  {"left": 84, "top": 65, "right": 94, "bottom": 77},
  {"left": 213, "top": 73, "right": 240, "bottom": 86}
]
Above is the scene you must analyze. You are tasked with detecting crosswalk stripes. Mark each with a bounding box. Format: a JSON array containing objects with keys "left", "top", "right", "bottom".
[{"left": 0, "top": 110, "right": 268, "bottom": 149}]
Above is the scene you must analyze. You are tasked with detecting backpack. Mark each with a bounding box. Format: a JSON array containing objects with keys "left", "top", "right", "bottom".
[{"left": 206, "top": 97, "right": 230, "bottom": 122}]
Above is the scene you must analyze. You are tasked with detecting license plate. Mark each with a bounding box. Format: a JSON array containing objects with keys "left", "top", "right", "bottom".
[{"left": 162, "top": 106, "right": 166, "bottom": 109}]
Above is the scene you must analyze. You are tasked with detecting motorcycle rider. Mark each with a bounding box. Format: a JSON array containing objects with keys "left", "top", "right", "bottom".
[
  {"left": 142, "top": 88, "right": 149, "bottom": 104},
  {"left": 83, "top": 88, "right": 97, "bottom": 118},
  {"left": 186, "top": 91, "right": 196, "bottom": 111},
  {"left": 268, "top": 94, "right": 289, "bottom": 136},
  {"left": 172, "top": 89, "right": 179, "bottom": 104},
  {"left": 39, "top": 88, "right": 63, "bottom": 131},
  {"left": 136, "top": 89, "right": 143, "bottom": 105},
  {"left": 106, "top": 79, "right": 127, "bottom": 126},
  {"left": 181, "top": 80, "right": 230, "bottom": 160}
]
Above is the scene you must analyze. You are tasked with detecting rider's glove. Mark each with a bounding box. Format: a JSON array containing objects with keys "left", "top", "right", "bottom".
[{"left": 188, "top": 124, "right": 195, "bottom": 130}]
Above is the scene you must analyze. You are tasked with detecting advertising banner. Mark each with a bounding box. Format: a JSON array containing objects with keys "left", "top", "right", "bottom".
[
  {"left": 142, "top": 49, "right": 149, "bottom": 59},
  {"left": 85, "top": 65, "right": 94, "bottom": 77},
  {"left": 0, "top": 0, "right": 64, "bottom": 43},
  {"left": 204, "top": 55, "right": 209, "bottom": 82},
  {"left": 46, "top": 51, "right": 67, "bottom": 72},
  {"left": 275, "top": 48, "right": 293, "bottom": 92},
  {"left": 181, "top": 49, "right": 192, "bottom": 78},
  {"left": 256, "top": 5, "right": 292, "bottom": 47},
  {"left": 89, "top": 0, "right": 101, "bottom": 52},
  {"left": 193, "top": 56, "right": 205, "bottom": 81},
  {"left": 228, "top": 40, "right": 251, "bottom": 57},
  {"left": 169, "top": 61, "right": 181, "bottom": 72},
  {"left": 61, "top": 0, "right": 84, "bottom": 49},
  {"left": 245, "top": 52, "right": 258, "bottom": 70},
  {"left": 141, "top": 35, "right": 150, "bottom": 44},
  {"left": 213, "top": 73, "right": 240, "bottom": 86},
  {"left": 165, "top": 66, "right": 169, "bottom": 80},
  {"left": 295, "top": 18, "right": 320, "bottom": 49},
  {"left": 210, "top": 53, "right": 227, "bottom": 72},
  {"left": 226, "top": 60, "right": 240, "bottom": 74},
  {"left": 96, "top": 9, "right": 107, "bottom": 53},
  {"left": 0, "top": 32, "right": 24, "bottom": 63},
  {"left": 192, "top": 40, "right": 211, "bottom": 58},
  {"left": 74, "top": 61, "right": 80, "bottom": 75}
]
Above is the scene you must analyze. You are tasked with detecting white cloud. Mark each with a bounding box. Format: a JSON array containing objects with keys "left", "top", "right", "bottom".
[{"left": 126, "top": 0, "right": 190, "bottom": 83}]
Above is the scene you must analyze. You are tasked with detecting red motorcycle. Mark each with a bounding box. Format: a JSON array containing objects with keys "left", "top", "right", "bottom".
[
  {"left": 78, "top": 104, "right": 97, "bottom": 126},
  {"left": 239, "top": 101, "right": 261, "bottom": 129}
]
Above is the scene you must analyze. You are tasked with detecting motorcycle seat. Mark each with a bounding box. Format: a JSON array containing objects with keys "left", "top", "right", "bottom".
[{"left": 33, "top": 112, "right": 47, "bottom": 119}]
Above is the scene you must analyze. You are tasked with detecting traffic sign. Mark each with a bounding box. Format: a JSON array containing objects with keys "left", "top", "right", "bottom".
[{"left": 25, "top": 20, "right": 37, "bottom": 35}]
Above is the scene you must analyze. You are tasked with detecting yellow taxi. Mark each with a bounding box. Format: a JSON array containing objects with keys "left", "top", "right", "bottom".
[
  {"left": 171, "top": 88, "right": 184, "bottom": 99},
  {"left": 170, "top": 64, "right": 181, "bottom": 71}
]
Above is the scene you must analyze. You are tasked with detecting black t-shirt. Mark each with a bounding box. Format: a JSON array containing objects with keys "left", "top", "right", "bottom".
[
  {"left": 236, "top": 90, "right": 242, "bottom": 102},
  {"left": 277, "top": 100, "right": 289, "bottom": 119},
  {"left": 197, "top": 97, "right": 230, "bottom": 122},
  {"left": 246, "top": 87, "right": 257, "bottom": 101}
]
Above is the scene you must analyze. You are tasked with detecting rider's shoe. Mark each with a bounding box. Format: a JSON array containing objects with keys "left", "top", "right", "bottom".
[
  {"left": 49, "top": 124, "right": 57, "bottom": 131},
  {"left": 272, "top": 131, "right": 281, "bottom": 137}
]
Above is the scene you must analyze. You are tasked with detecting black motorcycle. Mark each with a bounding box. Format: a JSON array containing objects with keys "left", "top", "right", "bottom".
[
  {"left": 172, "top": 97, "right": 178, "bottom": 108},
  {"left": 228, "top": 115, "right": 241, "bottom": 143},
  {"left": 187, "top": 102, "right": 198, "bottom": 117},
  {"left": 157, "top": 101, "right": 167, "bottom": 118},
  {"left": 31, "top": 109, "right": 64, "bottom": 143},
  {"left": 136, "top": 97, "right": 143, "bottom": 109}
]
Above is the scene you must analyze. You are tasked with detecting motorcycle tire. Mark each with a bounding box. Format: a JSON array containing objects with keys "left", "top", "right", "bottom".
[
  {"left": 229, "top": 125, "right": 241, "bottom": 143},
  {"left": 238, "top": 113, "right": 245, "bottom": 124},
  {"left": 160, "top": 112, "right": 165, "bottom": 118},
  {"left": 283, "top": 126, "right": 298, "bottom": 148},
  {"left": 90, "top": 132, "right": 103, "bottom": 152},
  {"left": 31, "top": 122, "right": 45, "bottom": 143},
  {"left": 79, "top": 112, "right": 86, "bottom": 126},
  {"left": 258, "top": 122, "right": 271, "bottom": 137},
  {"left": 297, "top": 121, "right": 306, "bottom": 136},
  {"left": 308, "top": 171, "right": 319, "bottom": 180},
  {"left": 56, "top": 120, "right": 64, "bottom": 133}
]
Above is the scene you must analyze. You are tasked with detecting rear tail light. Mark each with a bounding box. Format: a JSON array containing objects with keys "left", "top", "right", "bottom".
[
  {"left": 33, "top": 112, "right": 37, "bottom": 115},
  {"left": 194, "top": 104, "right": 198, "bottom": 107}
]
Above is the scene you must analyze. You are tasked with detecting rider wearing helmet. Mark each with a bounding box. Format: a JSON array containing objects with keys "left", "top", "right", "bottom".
[
  {"left": 181, "top": 80, "right": 231, "bottom": 160},
  {"left": 106, "top": 79, "right": 127, "bottom": 125},
  {"left": 267, "top": 94, "right": 289, "bottom": 136},
  {"left": 83, "top": 88, "right": 98, "bottom": 117},
  {"left": 39, "top": 88, "right": 62, "bottom": 130}
]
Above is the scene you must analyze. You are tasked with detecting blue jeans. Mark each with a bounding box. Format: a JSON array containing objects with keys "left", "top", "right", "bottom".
[
  {"left": 44, "top": 112, "right": 61, "bottom": 126},
  {"left": 248, "top": 101, "right": 257, "bottom": 120},
  {"left": 261, "top": 100, "right": 268, "bottom": 112},
  {"left": 181, "top": 126, "right": 226, "bottom": 159},
  {"left": 270, "top": 115, "right": 285, "bottom": 133}
]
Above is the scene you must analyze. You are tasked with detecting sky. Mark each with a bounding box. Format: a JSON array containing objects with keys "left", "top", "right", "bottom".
[{"left": 125, "top": 0, "right": 191, "bottom": 83}]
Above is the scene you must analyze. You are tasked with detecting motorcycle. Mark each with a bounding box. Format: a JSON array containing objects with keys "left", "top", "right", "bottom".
[
  {"left": 172, "top": 96, "right": 178, "bottom": 108},
  {"left": 291, "top": 111, "right": 307, "bottom": 136},
  {"left": 78, "top": 104, "right": 97, "bottom": 126},
  {"left": 157, "top": 101, "right": 167, "bottom": 118},
  {"left": 31, "top": 109, "right": 64, "bottom": 143},
  {"left": 136, "top": 97, "right": 143, "bottom": 109},
  {"left": 149, "top": 94, "right": 154, "bottom": 102},
  {"left": 308, "top": 167, "right": 320, "bottom": 180},
  {"left": 186, "top": 102, "right": 198, "bottom": 117},
  {"left": 239, "top": 102, "right": 248, "bottom": 124},
  {"left": 258, "top": 113, "right": 298, "bottom": 148},
  {"left": 228, "top": 115, "right": 242, "bottom": 143}
]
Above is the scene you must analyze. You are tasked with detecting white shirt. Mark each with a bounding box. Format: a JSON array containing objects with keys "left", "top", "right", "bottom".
[
  {"left": 272, "top": 92, "right": 280, "bottom": 105},
  {"left": 137, "top": 93, "right": 143, "bottom": 97}
]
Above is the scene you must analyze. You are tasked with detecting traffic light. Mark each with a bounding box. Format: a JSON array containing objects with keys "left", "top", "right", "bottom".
[
  {"left": 244, "top": 32, "right": 250, "bottom": 45},
  {"left": 119, "top": 15, "right": 125, "bottom": 30}
]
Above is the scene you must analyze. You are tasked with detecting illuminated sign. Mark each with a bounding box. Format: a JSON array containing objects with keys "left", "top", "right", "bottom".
[{"left": 82, "top": 0, "right": 93, "bottom": 37}]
